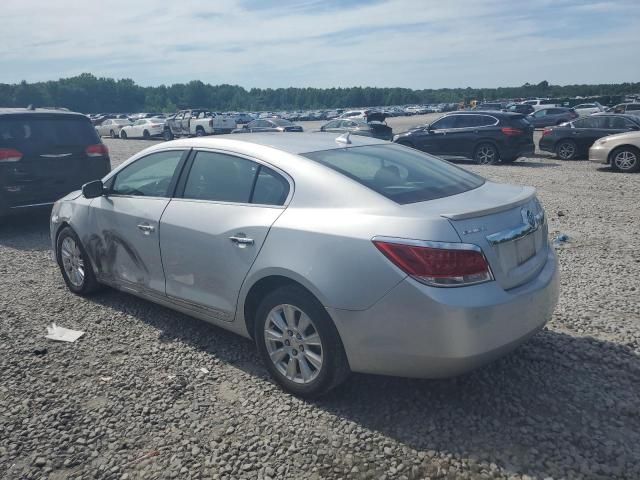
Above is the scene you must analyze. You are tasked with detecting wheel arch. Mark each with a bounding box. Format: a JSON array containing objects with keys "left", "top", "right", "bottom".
[
  {"left": 608, "top": 144, "right": 639, "bottom": 164},
  {"left": 240, "top": 272, "right": 329, "bottom": 340}
]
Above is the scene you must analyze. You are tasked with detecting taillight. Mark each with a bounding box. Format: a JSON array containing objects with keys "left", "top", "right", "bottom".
[
  {"left": 501, "top": 127, "right": 523, "bottom": 136},
  {"left": 373, "top": 238, "right": 493, "bottom": 287},
  {"left": 86, "top": 144, "right": 109, "bottom": 157},
  {"left": 0, "top": 148, "right": 23, "bottom": 162},
  {"left": 542, "top": 128, "right": 553, "bottom": 137}
]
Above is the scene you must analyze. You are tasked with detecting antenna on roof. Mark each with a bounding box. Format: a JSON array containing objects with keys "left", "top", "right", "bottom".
[{"left": 335, "top": 132, "right": 351, "bottom": 145}]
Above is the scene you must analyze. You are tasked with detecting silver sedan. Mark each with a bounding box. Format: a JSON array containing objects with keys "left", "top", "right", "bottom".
[{"left": 50, "top": 133, "right": 559, "bottom": 397}]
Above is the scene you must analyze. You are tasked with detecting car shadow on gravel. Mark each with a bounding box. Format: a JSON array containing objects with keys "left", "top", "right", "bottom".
[
  {"left": 84, "top": 288, "right": 640, "bottom": 479},
  {"left": 0, "top": 209, "right": 52, "bottom": 251}
]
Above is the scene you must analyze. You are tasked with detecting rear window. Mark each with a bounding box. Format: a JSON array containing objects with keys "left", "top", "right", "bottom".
[
  {"left": 0, "top": 115, "right": 99, "bottom": 154},
  {"left": 302, "top": 144, "right": 485, "bottom": 204}
]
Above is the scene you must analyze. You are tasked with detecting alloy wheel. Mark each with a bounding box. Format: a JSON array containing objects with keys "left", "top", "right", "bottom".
[
  {"left": 476, "top": 145, "right": 497, "bottom": 164},
  {"left": 557, "top": 142, "right": 576, "bottom": 160},
  {"left": 613, "top": 150, "right": 637, "bottom": 171},
  {"left": 264, "top": 304, "right": 323, "bottom": 384},
  {"left": 60, "top": 237, "right": 85, "bottom": 287}
]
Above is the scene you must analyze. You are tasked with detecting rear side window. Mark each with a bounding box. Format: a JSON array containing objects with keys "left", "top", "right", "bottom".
[
  {"left": 627, "top": 104, "right": 640, "bottom": 111},
  {"left": 252, "top": 166, "right": 289, "bottom": 205},
  {"left": 302, "top": 144, "right": 485, "bottom": 205},
  {"left": 183, "top": 151, "right": 256, "bottom": 203},
  {"left": 0, "top": 115, "right": 99, "bottom": 154},
  {"left": 182, "top": 151, "right": 289, "bottom": 205}
]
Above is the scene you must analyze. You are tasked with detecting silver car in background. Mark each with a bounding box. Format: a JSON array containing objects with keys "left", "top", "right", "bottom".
[
  {"left": 50, "top": 133, "right": 559, "bottom": 397},
  {"left": 95, "top": 118, "right": 132, "bottom": 138}
]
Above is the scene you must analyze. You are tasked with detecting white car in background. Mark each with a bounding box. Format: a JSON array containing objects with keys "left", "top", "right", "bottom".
[
  {"left": 95, "top": 118, "right": 132, "bottom": 138},
  {"left": 120, "top": 118, "right": 165, "bottom": 139},
  {"left": 573, "top": 102, "right": 605, "bottom": 116}
]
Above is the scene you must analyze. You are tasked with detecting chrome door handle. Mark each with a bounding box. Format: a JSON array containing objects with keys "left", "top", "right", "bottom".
[
  {"left": 229, "top": 236, "right": 254, "bottom": 246},
  {"left": 137, "top": 223, "right": 155, "bottom": 234}
]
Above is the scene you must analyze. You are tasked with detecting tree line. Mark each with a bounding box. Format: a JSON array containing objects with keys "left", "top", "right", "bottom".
[{"left": 0, "top": 74, "right": 637, "bottom": 113}]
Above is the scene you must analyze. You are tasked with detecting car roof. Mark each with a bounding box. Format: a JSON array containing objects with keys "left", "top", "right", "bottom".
[
  {"left": 446, "top": 110, "right": 520, "bottom": 117},
  {"left": 150, "top": 132, "right": 388, "bottom": 155},
  {"left": 0, "top": 107, "right": 86, "bottom": 117}
]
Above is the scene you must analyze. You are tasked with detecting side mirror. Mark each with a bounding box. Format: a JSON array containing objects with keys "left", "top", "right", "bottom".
[{"left": 82, "top": 180, "right": 105, "bottom": 199}]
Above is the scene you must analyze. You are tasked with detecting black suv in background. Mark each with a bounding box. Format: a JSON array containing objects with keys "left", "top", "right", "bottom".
[
  {"left": 393, "top": 111, "right": 534, "bottom": 164},
  {"left": 0, "top": 108, "right": 110, "bottom": 217}
]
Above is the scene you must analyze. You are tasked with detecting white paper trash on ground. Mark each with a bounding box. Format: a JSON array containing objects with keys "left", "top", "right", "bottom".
[{"left": 45, "top": 323, "right": 85, "bottom": 342}]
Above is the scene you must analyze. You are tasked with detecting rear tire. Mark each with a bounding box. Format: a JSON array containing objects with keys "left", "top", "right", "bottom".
[
  {"left": 163, "top": 129, "right": 174, "bottom": 141},
  {"left": 120, "top": 131, "right": 128, "bottom": 140},
  {"left": 110, "top": 130, "right": 116, "bottom": 139},
  {"left": 254, "top": 285, "right": 350, "bottom": 398},
  {"left": 195, "top": 127, "right": 205, "bottom": 137},
  {"left": 143, "top": 130, "right": 150, "bottom": 139},
  {"left": 610, "top": 146, "right": 640, "bottom": 173},
  {"left": 556, "top": 139, "right": 577, "bottom": 160},
  {"left": 56, "top": 226, "right": 101, "bottom": 296},
  {"left": 474, "top": 142, "right": 499, "bottom": 165}
]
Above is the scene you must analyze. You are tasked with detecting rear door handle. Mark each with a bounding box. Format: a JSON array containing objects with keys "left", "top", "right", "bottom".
[
  {"left": 137, "top": 223, "right": 155, "bottom": 234},
  {"left": 229, "top": 235, "right": 254, "bottom": 246}
]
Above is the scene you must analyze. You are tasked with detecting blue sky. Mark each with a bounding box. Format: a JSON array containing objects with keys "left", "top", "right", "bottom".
[{"left": 2, "top": 0, "right": 639, "bottom": 89}]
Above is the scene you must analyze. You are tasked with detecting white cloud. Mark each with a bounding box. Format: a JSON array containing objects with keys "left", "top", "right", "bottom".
[{"left": 1, "top": 0, "right": 638, "bottom": 88}]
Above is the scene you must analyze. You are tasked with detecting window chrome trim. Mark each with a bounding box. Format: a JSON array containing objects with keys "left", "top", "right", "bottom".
[
  {"left": 486, "top": 210, "right": 545, "bottom": 246},
  {"left": 431, "top": 114, "right": 499, "bottom": 131}
]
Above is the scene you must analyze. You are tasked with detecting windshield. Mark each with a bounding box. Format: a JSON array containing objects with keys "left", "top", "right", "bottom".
[{"left": 302, "top": 144, "right": 485, "bottom": 204}]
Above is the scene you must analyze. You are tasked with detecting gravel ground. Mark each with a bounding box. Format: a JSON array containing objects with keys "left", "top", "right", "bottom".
[{"left": 1, "top": 121, "right": 639, "bottom": 479}]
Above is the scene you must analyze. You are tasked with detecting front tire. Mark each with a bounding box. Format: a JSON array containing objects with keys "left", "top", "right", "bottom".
[
  {"left": 556, "top": 139, "right": 577, "bottom": 160},
  {"left": 110, "top": 130, "right": 116, "bottom": 139},
  {"left": 143, "top": 130, "right": 150, "bottom": 139},
  {"left": 120, "top": 130, "right": 128, "bottom": 140},
  {"left": 56, "top": 227, "right": 101, "bottom": 295},
  {"left": 163, "top": 129, "right": 174, "bottom": 141},
  {"left": 254, "top": 285, "right": 349, "bottom": 398},
  {"left": 610, "top": 146, "right": 640, "bottom": 173},
  {"left": 474, "top": 142, "right": 499, "bottom": 165}
]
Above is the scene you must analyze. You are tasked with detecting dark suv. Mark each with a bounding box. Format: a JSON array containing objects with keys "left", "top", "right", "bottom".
[
  {"left": 393, "top": 111, "right": 534, "bottom": 164},
  {"left": 0, "top": 108, "right": 110, "bottom": 217}
]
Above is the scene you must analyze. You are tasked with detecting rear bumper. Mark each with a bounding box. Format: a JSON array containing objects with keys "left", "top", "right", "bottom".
[
  {"left": 328, "top": 248, "right": 559, "bottom": 378},
  {"left": 501, "top": 141, "right": 535, "bottom": 159},
  {"left": 538, "top": 136, "right": 555, "bottom": 153},
  {"left": 588, "top": 144, "right": 609, "bottom": 164}
]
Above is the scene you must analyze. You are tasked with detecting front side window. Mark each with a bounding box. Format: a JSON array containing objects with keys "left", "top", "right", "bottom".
[
  {"left": 302, "top": 144, "right": 485, "bottom": 205},
  {"left": 627, "top": 104, "right": 640, "bottom": 111},
  {"left": 111, "top": 150, "right": 184, "bottom": 197},
  {"left": 430, "top": 115, "right": 457, "bottom": 129},
  {"left": 533, "top": 110, "right": 547, "bottom": 118}
]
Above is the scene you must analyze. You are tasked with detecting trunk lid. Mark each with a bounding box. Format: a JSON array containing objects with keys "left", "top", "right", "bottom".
[{"left": 403, "top": 181, "right": 549, "bottom": 290}]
